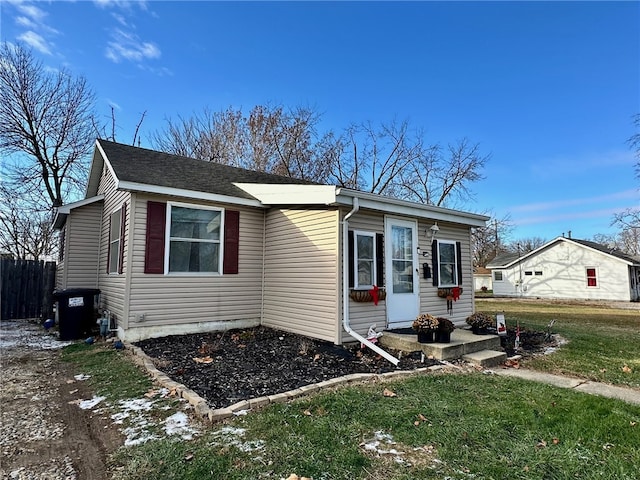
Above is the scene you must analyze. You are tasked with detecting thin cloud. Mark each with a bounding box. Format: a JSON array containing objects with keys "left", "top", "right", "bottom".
[
  {"left": 105, "top": 29, "right": 161, "bottom": 63},
  {"left": 17, "top": 31, "right": 51, "bottom": 55},
  {"left": 8, "top": 1, "right": 59, "bottom": 55},
  {"left": 511, "top": 189, "right": 639, "bottom": 213},
  {"left": 513, "top": 207, "right": 629, "bottom": 226}
]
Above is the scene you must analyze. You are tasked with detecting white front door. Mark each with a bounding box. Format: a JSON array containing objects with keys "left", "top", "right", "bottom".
[{"left": 385, "top": 217, "right": 420, "bottom": 328}]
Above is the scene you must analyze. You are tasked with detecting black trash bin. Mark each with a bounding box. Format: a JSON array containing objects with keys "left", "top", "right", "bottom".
[{"left": 53, "top": 288, "right": 101, "bottom": 341}]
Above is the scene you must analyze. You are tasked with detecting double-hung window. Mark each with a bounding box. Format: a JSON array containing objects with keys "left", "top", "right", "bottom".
[
  {"left": 437, "top": 240, "right": 458, "bottom": 287},
  {"left": 586, "top": 267, "right": 597, "bottom": 287},
  {"left": 108, "top": 208, "right": 122, "bottom": 273},
  {"left": 354, "top": 231, "right": 376, "bottom": 289},
  {"left": 167, "top": 204, "right": 222, "bottom": 273}
]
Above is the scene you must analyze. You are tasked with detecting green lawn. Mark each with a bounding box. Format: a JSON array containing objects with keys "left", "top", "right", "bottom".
[
  {"left": 476, "top": 299, "right": 640, "bottom": 389},
  {"left": 62, "top": 300, "right": 640, "bottom": 479},
  {"left": 109, "top": 374, "right": 640, "bottom": 480}
]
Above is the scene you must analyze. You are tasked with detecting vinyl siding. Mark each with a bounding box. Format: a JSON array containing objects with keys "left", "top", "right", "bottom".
[
  {"left": 262, "top": 209, "right": 340, "bottom": 343},
  {"left": 126, "top": 194, "right": 264, "bottom": 329},
  {"left": 346, "top": 212, "right": 387, "bottom": 337},
  {"left": 417, "top": 221, "right": 474, "bottom": 324},
  {"left": 63, "top": 201, "right": 103, "bottom": 289},
  {"left": 344, "top": 213, "right": 476, "bottom": 337},
  {"left": 96, "top": 164, "right": 130, "bottom": 328}
]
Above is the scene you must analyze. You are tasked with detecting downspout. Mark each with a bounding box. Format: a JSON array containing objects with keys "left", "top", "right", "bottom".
[{"left": 341, "top": 197, "right": 399, "bottom": 366}]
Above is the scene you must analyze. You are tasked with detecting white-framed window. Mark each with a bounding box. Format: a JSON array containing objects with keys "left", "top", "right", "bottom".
[
  {"left": 494, "top": 270, "right": 504, "bottom": 282},
  {"left": 437, "top": 239, "right": 458, "bottom": 287},
  {"left": 166, "top": 202, "right": 223, "bottom": 274},
  {"left": 354, "top": 230, "right": 376, "bottom": 289},
  {"left": 586, "top": 267, "right": 598, "bottom": 287},
  {"left": 108, "top": 208, "right": 122, "bottom": 273}
]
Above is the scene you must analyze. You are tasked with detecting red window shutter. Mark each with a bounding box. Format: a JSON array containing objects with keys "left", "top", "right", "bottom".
[
  {"left": 223, "top": 210, "right": 240, "bottom": 274},
  {"left": 118, "top": 202, "right": 127, "bottom": 274},
  {"left": 144, "top": 201, "right": 166, "bottom": 274}
]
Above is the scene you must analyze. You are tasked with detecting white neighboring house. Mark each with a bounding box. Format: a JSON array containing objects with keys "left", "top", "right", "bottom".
[{"left": 487, "top": 237, "right": 640, "bottom": 302}]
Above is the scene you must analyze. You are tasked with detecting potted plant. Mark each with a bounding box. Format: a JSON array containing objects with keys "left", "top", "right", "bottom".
[
  {"left": 435, "top": 317, "right": 455, "bottom": 343},
  {"left": 465, "top": 312, "right": 494, "bottom": 335},
  {"left": 413, "top": 314, "right": 439, "bottom": 343}
]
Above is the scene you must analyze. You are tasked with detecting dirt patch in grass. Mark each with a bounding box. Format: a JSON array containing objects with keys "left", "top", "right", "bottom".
[{"left": 135, "top": 326, "right": 440, "bottom": 409}]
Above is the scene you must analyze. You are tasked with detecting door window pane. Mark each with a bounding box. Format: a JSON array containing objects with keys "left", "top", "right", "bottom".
[{"left": 391, "top": 225, "right": 414, "bottom": 293}]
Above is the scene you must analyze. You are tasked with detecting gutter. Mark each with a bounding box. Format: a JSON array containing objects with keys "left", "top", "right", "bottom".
[{"left": 341, "top": 197, "right": 399, "bottom": 366}]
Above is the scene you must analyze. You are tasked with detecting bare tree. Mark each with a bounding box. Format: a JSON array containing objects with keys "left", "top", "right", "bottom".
[
  {"left": 611, "top": 114, "right": 640, "bottom": 230},
  {"left": 151, "top": 106, "right": 490, "bottom": 207},
  {"left": 506, "top": 236, "right": 547, "bottom": 254},
  {"left": 0, "top": 42, "right": 96, "bottom": 208},
  {"left": 93, "top": 106, "right": 147, "bottom": 146},
  {"left": 0, "top": 184, "right": 57, "bottom": 260},
  {"left": 471, "top": 214, "right": 513, "bottom": 266},
  {"left": 150, "top": 105, "right": 335, "bottom": 183},
  {"left": 398, "top": 137, "right": 488, "bottom": 207},
  {"left": 329, "top": 119, "right": 421, "bottom": 198}
]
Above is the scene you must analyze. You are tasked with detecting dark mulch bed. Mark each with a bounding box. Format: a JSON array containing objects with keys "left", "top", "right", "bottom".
[
  {"left": 135, "top": 325, "right": 556, "bottom": 409},
  {"left": 135, "top": 326, "right": 439, "bottom": 409},
  {"left": 500, "top": 327, "right": 555, "bottom": 357}
]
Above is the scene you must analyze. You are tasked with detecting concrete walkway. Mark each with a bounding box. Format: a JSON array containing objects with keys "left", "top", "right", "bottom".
[{"left": 492, "top": 368, "right": 640, "bottom": 405}]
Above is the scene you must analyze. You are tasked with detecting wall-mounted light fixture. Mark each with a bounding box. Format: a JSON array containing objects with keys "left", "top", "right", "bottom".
[{"left": 429, "top": 222, "right": 440, "bottom": 243}]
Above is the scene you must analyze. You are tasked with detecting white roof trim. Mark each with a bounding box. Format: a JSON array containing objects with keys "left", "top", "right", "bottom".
[
  {"left": 336, "top": 188, "right": 489, "bottom": 227},
  {"left": 233, "top": 183, "right": 338, "bottom": 205},
  {"left": 56, "top": 194, "right": 105, "bottom": 215},
  {"left": 117, "top": 181, "right": 264, "bottom": 208},
  {"left": 53, "top": 194, "right": 104, "bottom": 229}
]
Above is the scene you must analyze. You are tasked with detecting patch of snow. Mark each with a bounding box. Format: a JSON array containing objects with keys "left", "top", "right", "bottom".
[
  {"left": 209, "top": 426, "right": 264, "bottom": 452},
  {"left": 163, "top": 411, "right": 198, "bottom": 440},
  {"left": 74, "top": 374, "right": 91, "bottom": 381},
  {"left": 233, "top": 409, "right": 249, "bottom": 416},
  {"left": 79, "top": 396, "right": 105, "bottom": 409}
]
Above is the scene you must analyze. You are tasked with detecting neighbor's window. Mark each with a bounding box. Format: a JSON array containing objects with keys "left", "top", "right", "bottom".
[
  {"left": 354, "top": 231, "right": 376, "bottom": 289},
  {"left": 525, "top": 271, "right": 533, "bottom": 276},
  {"left": 494, "top": 271, "right": 504, "bottom": 281},
  {"left": 108, "top": 208, "right": 122, "bottom": 273},
  {"left": 168, "top": 204, "right": 222, "bottom": 273},
  {"left": 437, "top": 240, "right": 458, "bottom": 287},
  {"left": 535, "top": 271, "right": 543, "bottom": 276},
  {"left": 586, "top": 267, "right": 597, "bottom": 287}
]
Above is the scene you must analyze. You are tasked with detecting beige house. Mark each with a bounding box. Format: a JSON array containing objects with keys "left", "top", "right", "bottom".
[{"left": 54, "top": 140, "right": 488, "bottom": 354}]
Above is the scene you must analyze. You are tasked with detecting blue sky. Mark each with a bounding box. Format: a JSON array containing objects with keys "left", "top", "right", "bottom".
[{"left": 1, "top": 0, "right": 638, "bottom": 243}]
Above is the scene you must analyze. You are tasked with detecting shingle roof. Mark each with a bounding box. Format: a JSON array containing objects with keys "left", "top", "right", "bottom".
[
  {"left": 98, "top": 139, "right": 318, "bottom": 200},
  {"left": 486, "top": 252, "right": 521, "bottom": 268},
  {"left": 570, "top": 238, "right": 640, "bottom": 265},
  {"left": 486, "top": 237, "right": 640, "bottom": 268}
]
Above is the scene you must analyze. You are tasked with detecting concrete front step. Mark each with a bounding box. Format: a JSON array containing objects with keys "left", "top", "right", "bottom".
[
  {"left": 462, "top": 350, "right": 508, "bottom": 368},
  {"left": 379, "top": 328, "right": 503, "bottom": 361}
]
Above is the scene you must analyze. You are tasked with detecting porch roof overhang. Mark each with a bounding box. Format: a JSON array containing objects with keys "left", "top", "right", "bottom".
[
  {"left": 334, "top": 188, "right": 489, "bottom": 227},
  {"left": 233, "top": 183, "right": 489, "bottom": 228},
  {"left": 53, "top": 195, "right": 105, "bottom": 230}
]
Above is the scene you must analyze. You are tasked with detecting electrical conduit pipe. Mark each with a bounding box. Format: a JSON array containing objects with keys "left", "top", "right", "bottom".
[{"left": 341, "top": 197, "right": 399, "bottom": 366}]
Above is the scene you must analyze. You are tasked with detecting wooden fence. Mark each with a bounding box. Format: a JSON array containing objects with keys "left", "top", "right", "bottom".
[{"left": 1, "top": 259, "right": 56, "bottom": 321}]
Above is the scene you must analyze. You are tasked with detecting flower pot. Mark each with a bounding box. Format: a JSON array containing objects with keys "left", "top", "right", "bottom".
[
  {"left": 435, "top": 331, "right": 451, "bottom": 343},
  {"left": 417, "top": 330, "right": 435, "bottom": 343},
  {"left": 471, "top": 326, "right": 489, "bottom": 335}
]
